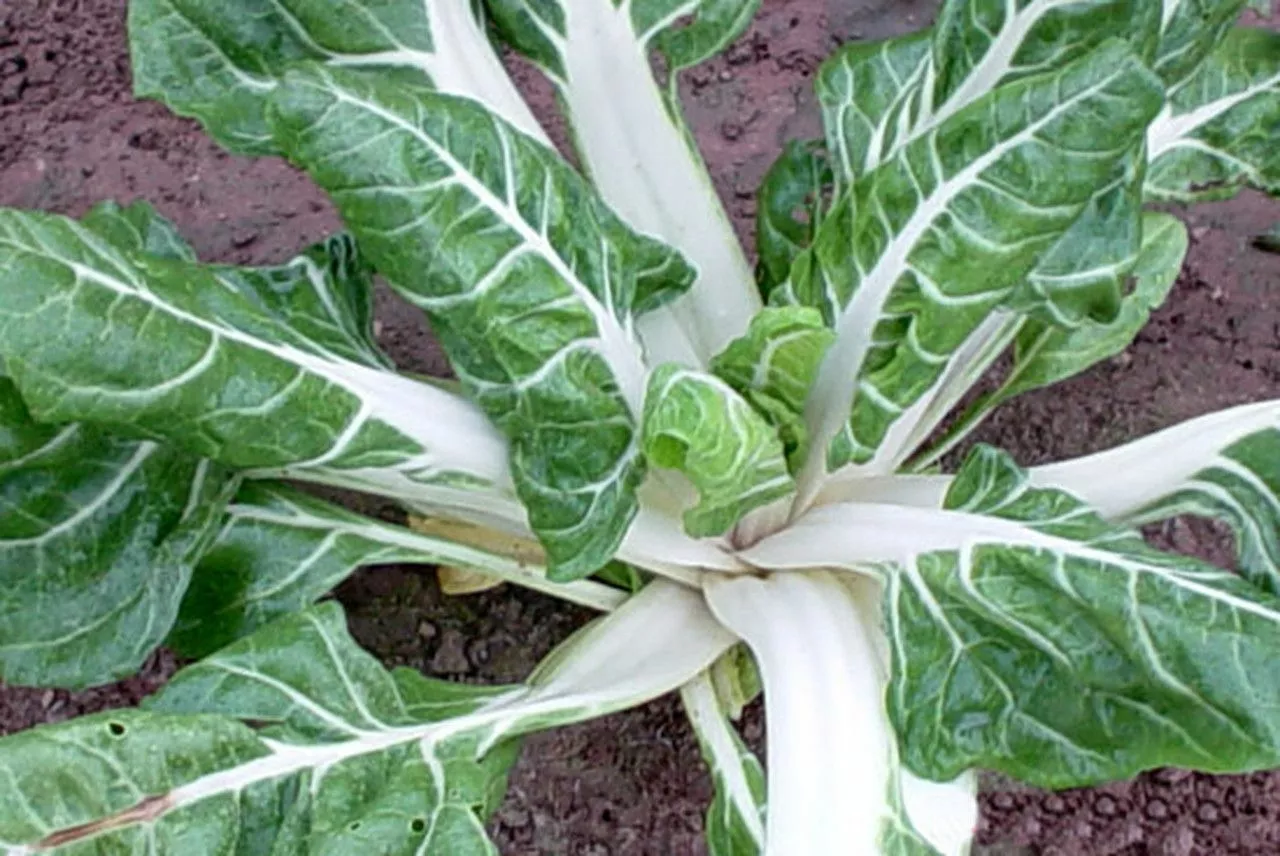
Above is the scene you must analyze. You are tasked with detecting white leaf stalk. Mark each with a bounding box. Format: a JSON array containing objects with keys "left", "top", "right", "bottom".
[
  {"left": 520, "top": 1, "right": 761, "bottom": 366},
  {"left": 704, "top": 571, "right": 976, "bottom": 855}
]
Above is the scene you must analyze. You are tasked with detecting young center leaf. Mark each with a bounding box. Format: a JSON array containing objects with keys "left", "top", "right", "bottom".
[
  {"left": 128, "top": 0, "right": 545, "bottom": 155},
  {"left": 642, "top": 365, "right": 795, "bottom": 538},
  {"left": 709, "top": 306, "right": 835, "bottom": 466},
  {"left": 795, "top": 40, "right": 1164, "bottom": 495},
  {"left": 267, "top": 65, "right": 697, "bottom": 579}
]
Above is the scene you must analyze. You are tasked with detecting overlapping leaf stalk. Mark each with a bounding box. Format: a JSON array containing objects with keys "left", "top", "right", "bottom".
[{"left": 0, "top": 1, "right": 1279, "bottom": 854}]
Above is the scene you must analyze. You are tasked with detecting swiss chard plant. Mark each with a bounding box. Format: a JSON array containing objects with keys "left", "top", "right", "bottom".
[{"left": 0, "top": 0, "right": 1278, "bottom": 853}]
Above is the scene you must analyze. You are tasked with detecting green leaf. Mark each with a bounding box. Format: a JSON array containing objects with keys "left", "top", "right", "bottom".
[
  {"left": 0, "top": 584, "right": 732, "bottom": 853},
  {"left": 930, "top": 0, "right": 1161, "bottom": 111},
  {"left": 173, "top": 482, "right": 625, "bottom": 659},
  {"left": 127, "top": 0, "right": 544, "bottom": 155},
  {"left": 1001, "top": 146, "right": 1147, "bottom": 327},
  {"left": 642, "top": 364, "right": 795, "bottom": 537},
  {"left": 206, "top": 233, "right": 391, "bottom": 369},
  {"left": 908, "top": 212, "right": 1187, "bottom": 470},
  {"left": 0, "top": 378, "right": 235, "bottom": 689},
  {"left": 482, "top": 0, "right": 759, "bottom": 366},
  {"left": 813, "top": 4, "right": 1163, "bottom": 328},
  {"left": 268, "top": 65, "right": 668, "bottom": 580},
  {"left": 1031, "top": 399, "right": 1280, "bottom": 595},
  {"left": 1001, "top": 213, "right": 1188, "bottom": 400},
  {"left": 1146, "top": 26, "right": 1280, "bottom": 202},
  {"left": 797, "top": 41, "right": 1164, "bottom": 475},
  {"left": 0, "top": 605, "right": 519, "bottom": 855},
  {"left": 0, "top": 207, "right": 514, "bottom": 510},
  {"left": 816, "top": 31, "right": 932, "bottom": 183},
  {"left": 755, "top": 140, "right": 834, "bottom": 296},
  {"left": 745, "top": 447, "right": 1280, "bottom": 789},
  {"left": 1152, "top": 0, "right": 1246, "bottom": 87},
  {"left": 898, "top": 446, "right": 1280, "bottom": 786},
  {"left": 816, "top": 1, "right": 1161, "bottom": 186},
  {"left": 645, "top": 0, "right": 761, "bottom": 72},
  {"left": 80, "top": 199, "right": 197, "bottom": 261},
  {"left": 710, "top": 306, "right": 835, "bottom": 465}
]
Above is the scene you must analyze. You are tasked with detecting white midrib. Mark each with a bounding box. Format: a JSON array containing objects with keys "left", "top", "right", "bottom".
[
  {"left": 747, "top": 501, "right": 1280, "bottom": 625},
  {"left": 0, "top": 443, "right": 154, "bottom": 548},
  {"left": 321, "top": 85, "right": 650, "bottom": 413},
  {"left": 1146, "top": 70, "right": 1280, "bottom": 160},
  {"left": 906, "top": 0, "right": 1064, "bottom": 146},
  {"left": 58, "top": 254, "right": 510, "bottom": 487},
  {"left": 268, "top": 0, "right": 549, "bottom": 145},
  {"left": 1029, "top": 399, "right": 1280, "bottom": 519},
  {"left": 227, "top": 502, "right": 628, "bottom": 612},
  {"left": 799, "top": 63, "right": 1127, "bottom": 507},
  {"left": 554, "top": 0, "right": 760, "bottom": 364}
]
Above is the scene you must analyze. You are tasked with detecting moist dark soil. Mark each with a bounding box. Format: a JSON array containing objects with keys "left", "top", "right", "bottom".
[{"left": 2, "top": 1, "right": 1279, "bottom": 854}]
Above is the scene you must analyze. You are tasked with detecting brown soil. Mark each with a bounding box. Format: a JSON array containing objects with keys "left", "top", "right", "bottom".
[{"left": 2, "top": 1, "right": 1279, "bottom": 854}]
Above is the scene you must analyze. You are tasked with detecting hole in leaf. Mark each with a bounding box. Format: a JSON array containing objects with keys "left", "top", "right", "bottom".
[
  {"left": 348, "top": 822, "right": 361, "bottom": 832},
  {"left": 410, "top": 818, "right": 426, "bottom": 834},
  {"left": 107, "top": 721, "right": 126, "bottom": 737}
]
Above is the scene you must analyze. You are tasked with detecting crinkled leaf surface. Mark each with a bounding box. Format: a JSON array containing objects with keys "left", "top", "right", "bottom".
[
  {"left": 1153, "top": 0, "right": 1247, "bottom": 86},
  {"left": 981, "top": 213, "right": 1187, "bottom": 408},
  {"left": 0, "top": 379, "right": 235, "bottom": 689},
  {"left": 812, "top": 3, "right": 1161, "bottom": 330},
  {"left": 0, "top": 207, "right": 511, "bottom": 511},
  {"left": 890, "top": 446, "right": 1280, "bottom": 786},
  {"left": 797, "top": 41, "right": 1163, "bottom": 475},
  {"left": 816, "top": 31, "right": 932, "bottom": 185},
  {"left": 642, "top": 364, "right": 795, "bottom": 537},
  {"left": 128, "top": 0, "right": 544, "bottom": 154},
  {"left": 0, "top": 604, "right": 519, "bottom": 855},
  {"left": 268, "top": 65, "right": 678, "bottom": 579},
  {"left": 711, "top": 306, "right": 834, "bottom": 465},
  {"left": 207, "top": 233, "right": 391, "bottom": 369},
  {"left": 1147, "top": 26, "right": 1280, "bottom": 201},
  {"left": 817, "top": 1, "right": 1160, "bottom": 184},
  {"left": 0, "top": 584, "right": 734, "bottom": 855}
]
